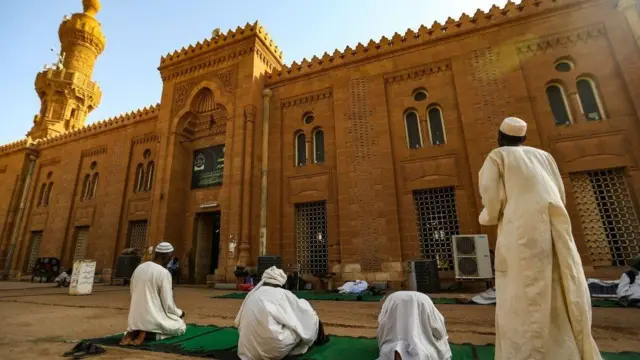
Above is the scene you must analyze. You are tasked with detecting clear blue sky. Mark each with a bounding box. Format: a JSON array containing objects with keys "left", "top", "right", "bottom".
[{"left": 0, "top": 0, "right": 507, "bottom": 145}]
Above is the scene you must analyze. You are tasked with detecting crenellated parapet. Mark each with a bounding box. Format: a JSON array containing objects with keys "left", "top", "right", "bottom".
[
  {"left": 266, "top": 0, "right": 585, "bottom": 84},
  {"left": 35, "top": 104, "right": 160, "bottom": 148},
  {"left": 0, "top": 139, "right": 29, "bottom": 155},
  {"left": 158, "top": 21, "right": 283, "bottom": 71}
]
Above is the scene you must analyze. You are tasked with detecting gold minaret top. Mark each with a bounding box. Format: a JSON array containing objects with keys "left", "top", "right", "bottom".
[
  {"left": 27, "top": 0, "right": 106, "bottom": 140},
  {"left": 82, "top": 0, "right": 101, "bottom": 17}
]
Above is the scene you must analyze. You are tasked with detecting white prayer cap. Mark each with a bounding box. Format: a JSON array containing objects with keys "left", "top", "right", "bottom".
[
  {"left": 499, "top": 117, "right": 527, "bottom": 137},
  {"left": 261, "top": 266, "right": 287, "bottom": 286},
  {"left": 155, "top": 242, "right": 174, "bottom": 253}
]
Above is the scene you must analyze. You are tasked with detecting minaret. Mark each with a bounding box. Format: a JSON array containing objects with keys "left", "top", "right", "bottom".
[{"left": 28, "top": 0, "right": 106, "bottom": 140}]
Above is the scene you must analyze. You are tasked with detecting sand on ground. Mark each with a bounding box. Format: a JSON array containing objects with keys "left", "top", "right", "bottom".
[{"left": 0, "top": 282, "right": 638, "bottom": 359}]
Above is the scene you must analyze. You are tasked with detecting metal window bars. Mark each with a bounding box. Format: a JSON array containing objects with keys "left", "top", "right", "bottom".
[
  {"left": 295, "top": 201, "right": 329, "bottom": 276},
  {"left": 413, "top": 187, "right": 461, "bottom": 271},
  {"left": 570, "top": 168, "right": 640, "bottom": 267}
]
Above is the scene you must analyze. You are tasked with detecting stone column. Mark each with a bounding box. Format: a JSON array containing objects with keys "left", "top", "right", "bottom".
[
  {"left": 259, "top": 89, "right": 272, "bottom": 256},
  {"left": 617, "top": 0, "right": 640, "bottom": 49},
  {"left": 237, "top": 105, "right": 257, "bottom": 266},
  {"left": 2, "top": 150, "right": 38, "bottom": 278}
]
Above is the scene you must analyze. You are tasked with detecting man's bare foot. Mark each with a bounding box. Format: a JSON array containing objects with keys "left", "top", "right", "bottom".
[
  {"left": 131, "top": 330, "right": 147, "bottom": 346},
  {"left": 119, "top": 331, "right": 137, "bottom": 346}
]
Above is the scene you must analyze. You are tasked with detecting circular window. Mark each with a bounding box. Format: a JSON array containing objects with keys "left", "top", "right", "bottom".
[
  {"left": 412, "top": 89, "right": 428, "bottom": 102},
  {"left": 554, "top": 60, "right": 573, "bottom": 73},
  {"left": 303, "top": 113, "right": 315, "bottom": 125},
  {"left": 143, "top": 149, "right": 152, "bottom": 159},
  {"left": 90, "top": 161, "right": 97, "bottom": 170}
]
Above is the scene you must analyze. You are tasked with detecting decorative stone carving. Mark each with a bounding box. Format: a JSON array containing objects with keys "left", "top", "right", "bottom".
[
  {"left": 281, "top": 88, "right": 332, "bottom": 109},
  {"left": 171, "top": 67, "right": 237, "bottom": 117},
  {"left": 516, "top": 24, "right": 607, "bottom": 57},
  {"left": 80, "top": 145, "right": 107, "bottom": 158},
  {"left": 244, "top": 105, "right": 257, "bottom": 123},
  {"left": 384, "top": 60, "right": 452, "bottom": 84}
]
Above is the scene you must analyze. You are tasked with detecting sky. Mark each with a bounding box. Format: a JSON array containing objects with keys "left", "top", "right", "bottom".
[{"left": 0, "top": 0, "right": 508, "bottom": 145}]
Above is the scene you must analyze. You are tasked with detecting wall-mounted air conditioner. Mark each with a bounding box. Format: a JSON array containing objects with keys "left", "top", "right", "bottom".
[{"left": 452, "top": 234, "right": 492, "bottom": 280}]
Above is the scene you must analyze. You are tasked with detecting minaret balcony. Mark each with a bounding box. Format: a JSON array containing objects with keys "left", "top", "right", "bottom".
[{"left": 35, "top": 68, "right": 102, "bottom": 101}]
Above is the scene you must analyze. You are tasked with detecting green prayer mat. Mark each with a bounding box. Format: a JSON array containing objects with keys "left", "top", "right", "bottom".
[
  {"left": 87, "top": 324, "right": 640, "bottom": 360},
  {"left": 212, "top": 290, "right": 384, "bottom": 302},
  {"left": 212, "top": 291, "right": 628, "bottom": 308}
]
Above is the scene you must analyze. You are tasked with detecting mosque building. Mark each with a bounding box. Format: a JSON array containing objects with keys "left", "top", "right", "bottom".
[{"left": 0, "top": 0, "right": 639, "bottom": 285}]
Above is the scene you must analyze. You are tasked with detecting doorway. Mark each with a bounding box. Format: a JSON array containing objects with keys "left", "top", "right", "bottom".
[{"left": 193, "top": 211, "right": 221, "bottom": 284}]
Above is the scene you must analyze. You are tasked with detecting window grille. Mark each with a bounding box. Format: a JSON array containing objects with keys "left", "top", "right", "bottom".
[
  {"left": 570, "top": 168, "right": 640, "bottom": 266},
  {"left": 295, "top": 201, "right": 328, "bottom": 275},
  {"left": 128, "top": 221, "right": 148, "bottom": 251},
  {"left": 413, "top": 187, "right": 460, "bottom": 270},
  {"left": 27, "top": 232, "right": 43, "bottom": 273},
  {"left": 73, "top": 227, "right": 90, "bottom": 261}
]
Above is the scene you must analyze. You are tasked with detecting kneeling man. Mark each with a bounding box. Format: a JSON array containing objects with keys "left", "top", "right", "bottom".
[
  {"left": 120, "top": 242, "right": 186, "bottom": 345},
  {"left": 235, "top": 266, "right": 328, "bottom": 360}
]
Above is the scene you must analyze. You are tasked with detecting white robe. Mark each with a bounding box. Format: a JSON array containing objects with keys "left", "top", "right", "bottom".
[
  {"left": 377, "top": 291, "right": 451, "bottom": 360},
  {"left": 479, "top": 146, "right": 601, "bottom": 360},
  {"left": 617, "top": 270, "right": 640, "bottom": 301},
  {"left": 235, "top": 286, "right": 319, "bottom": 360},
  {"left": 127, "top": 261, "right": 186, "bottom": 337}
]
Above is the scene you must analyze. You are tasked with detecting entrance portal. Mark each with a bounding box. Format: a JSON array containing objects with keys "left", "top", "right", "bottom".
[{"left": 193, "top": 211, "right": 221, "bottom": 284}]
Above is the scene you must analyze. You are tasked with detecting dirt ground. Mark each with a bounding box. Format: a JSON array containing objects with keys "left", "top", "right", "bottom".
[{"left": 0, "top": 282, "right": 639, "bottom": 359}]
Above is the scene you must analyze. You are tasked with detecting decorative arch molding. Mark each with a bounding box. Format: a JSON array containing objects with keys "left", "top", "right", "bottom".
[
  {"left": 171, "top": 80, "right": 235, "bottom": 138},
  {"left": 171, "top": 67, "right": 237, "bottom": 117}
]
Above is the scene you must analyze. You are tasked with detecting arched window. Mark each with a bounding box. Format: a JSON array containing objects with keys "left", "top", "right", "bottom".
[
  {"left": 145, "top": 162, "right": 155, "bottom": 192},
  {"left": 43, "top": 182, "right": 53, "bottom": 206},
  {"left": 295, "top": 132, "right": 307, "bottom": 167},
  {"left": 37, "top": 183, "right": 47, "bottom": 207},
  {"left": 576, "top": 77, "right": 605, "bottom": 121},
  {"left": 404, "top": 110, "right": 422, "bottom": 149},
  {"left": 427, "top": 106, "right": 446, "bottom": 145},
  {"left": 90, "top": 173, "right": 99, "bottom": 199},
  {"left": 545, "top": 83, "right": 572, "bottom": 126},
  {"left": 81, "top": 174, "right": 91, "bottom": 200},
  {"left": 313, "top": 129, "right": 325, "bottom": 164},
  {"left": 134, "top": 163, "right": 144, "bottom": 193}
]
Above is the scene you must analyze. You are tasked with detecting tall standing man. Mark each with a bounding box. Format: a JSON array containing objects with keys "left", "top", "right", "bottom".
[{"left": 478, "top": 117, "right": 601, "bottom": 360}]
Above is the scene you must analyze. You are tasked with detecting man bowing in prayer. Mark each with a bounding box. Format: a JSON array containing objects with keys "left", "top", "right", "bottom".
[
  {"left": 377, "top": 291, "right": 451, "bottom": 360},
  {"left": 120, "top": 242, "right": 186, "bottom": 345},
  {"left": 478, "top": 117, "right": 601, "bottom": 360},
  {"left": 235, "top": 266, "right": 328, "bottom": 360}
]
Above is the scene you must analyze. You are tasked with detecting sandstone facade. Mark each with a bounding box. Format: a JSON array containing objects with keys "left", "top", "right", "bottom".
[{"left": 1, "top": 0, "right": 639, "bottom": 285}]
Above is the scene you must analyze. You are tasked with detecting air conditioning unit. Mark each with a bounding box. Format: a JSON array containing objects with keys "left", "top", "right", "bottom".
[
  {"left": 452, "top": 234, "right": 493, "bottom": 280},
  {"left": 408, "top": 259, "right": 440, "bottom": 294}
]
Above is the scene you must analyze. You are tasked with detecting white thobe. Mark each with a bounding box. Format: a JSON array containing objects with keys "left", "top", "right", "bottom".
[
  {"left": 377, "top": 291, "right": 451, "bottom": 360},
  {"left": 479, "top": 146, "right": 601, "bottom": 360},
  {"left": 617, "top": 270, "right": 640, "bottom": 301},
  {"left": 236, "top": 286, "right": 319, "bottom": 360},
  {"left": 127, "top": 262, "right": 186, "bottom": 337}
]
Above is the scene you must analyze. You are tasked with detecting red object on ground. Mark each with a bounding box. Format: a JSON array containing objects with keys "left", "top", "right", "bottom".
[{"left": 238, "top": 283, "right": 254, "bottom": 292}]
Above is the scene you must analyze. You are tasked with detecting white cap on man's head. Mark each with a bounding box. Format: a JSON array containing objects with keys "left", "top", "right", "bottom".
[
  {"left": 499, "top": 117, "right": 527, "bottom": 137},
  {"left": 155, "top": 242, "right": 174, "bottom": 253}
]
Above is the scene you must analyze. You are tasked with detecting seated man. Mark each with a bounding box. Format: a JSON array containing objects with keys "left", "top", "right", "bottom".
[
  {"left": 377, "top": 291, "right": 451, "bottom": 360},
  {"left": 55, "top": 267, "right": 72, "bottom": 287},
  {"left": 617, "top": 256, "right": 640, "bottom": 307},
  {"left": 120, "top": 242, "right": 186, "bottom": 345},
  {"left": 235, "top": 266, "right": 328, "bottom": 360}
]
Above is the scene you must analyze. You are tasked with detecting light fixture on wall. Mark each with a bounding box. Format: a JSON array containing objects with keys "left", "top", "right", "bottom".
[{"left": 200, "top": 201, "right": 219, "bottom": 209}]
